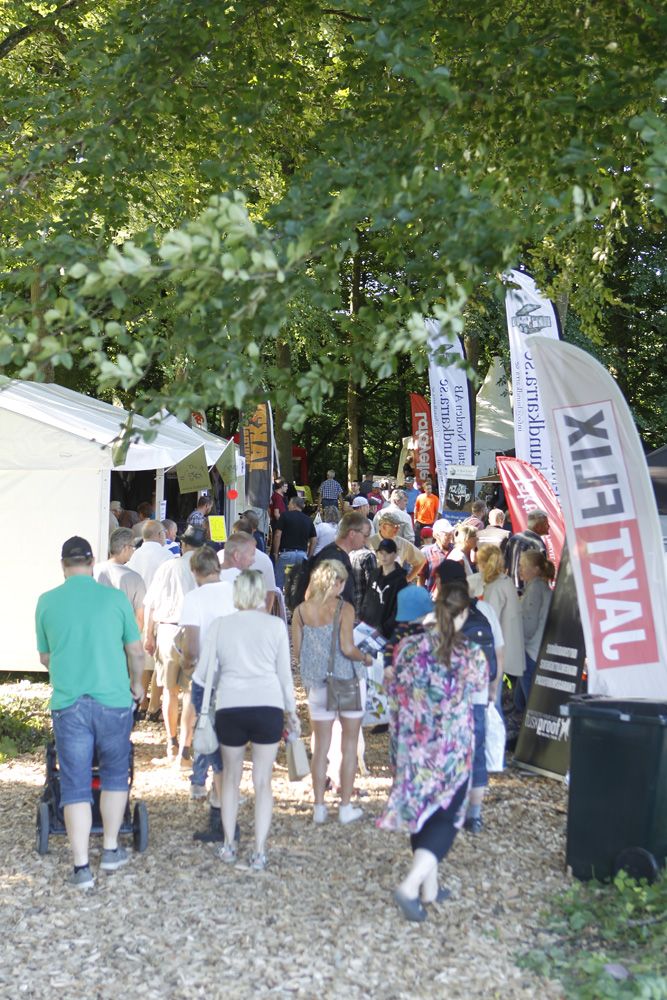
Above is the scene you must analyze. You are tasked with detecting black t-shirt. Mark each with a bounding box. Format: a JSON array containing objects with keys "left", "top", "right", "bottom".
[{"left": 276, "top": 510, "right": 316, "bottom": 552}]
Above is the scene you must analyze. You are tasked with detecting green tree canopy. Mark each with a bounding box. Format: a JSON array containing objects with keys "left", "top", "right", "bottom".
[{"left": 1, "top": 1, "right": 665, "bottom": 446}]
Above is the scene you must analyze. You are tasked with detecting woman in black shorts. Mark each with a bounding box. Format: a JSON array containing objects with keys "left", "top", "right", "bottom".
[{"left": 197, "top": 570, "right": 298, "bottom": 870}]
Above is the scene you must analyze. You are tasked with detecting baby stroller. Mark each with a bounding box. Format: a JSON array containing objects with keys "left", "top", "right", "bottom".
[{"left": 36, "top": 741, "right": 148, "bottom": 856}]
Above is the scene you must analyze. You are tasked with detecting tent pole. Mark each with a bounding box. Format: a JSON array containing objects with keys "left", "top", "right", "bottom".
[{"left": 155, "top": 468, "right": 165, "bottom": 519}]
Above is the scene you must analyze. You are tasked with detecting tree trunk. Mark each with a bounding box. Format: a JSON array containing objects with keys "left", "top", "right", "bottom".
[
  {"left": 347, "top": 248, "right": 363, "bottom": 483},
  {"left": 31, "top": 273, "right": 54, "bottom": 383},
  {"left": 273, "top": 339, "right": 294, "bottom": 482},
  {"left": 463, "top": 331, "right": 479, "bottom": 436},
  {"left": 347, "top": 381, "right": 360, "bottom": 484},
  {"left": 555, "top": 289, "right": 569, "bottom": 332}
]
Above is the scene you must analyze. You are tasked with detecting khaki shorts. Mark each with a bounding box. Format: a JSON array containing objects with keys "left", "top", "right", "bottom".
[{"left": 154, "top": 623, "right": 192, "bottom": 692}]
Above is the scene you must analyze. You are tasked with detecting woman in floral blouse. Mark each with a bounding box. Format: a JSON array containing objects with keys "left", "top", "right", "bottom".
[{"left": 378, "top": 583, "right": 487, "bottom": 922}]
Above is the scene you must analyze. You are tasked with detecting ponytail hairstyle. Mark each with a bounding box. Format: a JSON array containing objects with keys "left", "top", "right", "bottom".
[
  {"left": 520, "top": 548, "right": 556, "bottom": 583},
  {"left": 432, "top": 581, "right": 470, "bottom": 665}
]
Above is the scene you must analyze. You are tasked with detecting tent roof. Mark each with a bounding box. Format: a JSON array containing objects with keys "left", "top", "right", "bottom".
[
  {"left": 0, "top": 378, "right": 220, "bottom": 471},
  {"left": 475, "top": 357, "right": 514, "bottom": 453}
]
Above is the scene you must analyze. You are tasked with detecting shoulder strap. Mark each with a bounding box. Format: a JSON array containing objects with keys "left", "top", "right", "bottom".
[
  {"left": 326, "top": 599, "right": 343, "bottom": 678},
  {"left": 200, "top": 629, "right": 217, "bottom": 716}
]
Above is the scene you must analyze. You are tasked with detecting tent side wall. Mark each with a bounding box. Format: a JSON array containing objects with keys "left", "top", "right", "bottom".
[{"left": 0, "top": 408, "right": 111, "bottom": 672}]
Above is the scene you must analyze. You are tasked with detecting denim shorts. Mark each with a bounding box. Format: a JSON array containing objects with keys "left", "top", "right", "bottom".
[
  {"left": 215, "top": 706, "right": 284, "bottom": 747},
  {"left": 51, "top": 696, "right": 134, "bottom": 806},
  {"left": 471, "top": 703, "right": 488, "bottom": 789}
]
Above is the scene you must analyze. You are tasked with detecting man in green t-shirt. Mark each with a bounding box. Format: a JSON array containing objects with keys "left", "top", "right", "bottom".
[{"left": 35, "top": 536, "right": 145, "bottom": 890}]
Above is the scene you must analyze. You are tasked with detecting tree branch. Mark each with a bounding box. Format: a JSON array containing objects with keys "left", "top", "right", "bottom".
[
  {"left": 0, "top": 0, "right": 96, "bottom": 61},
  {"left": 321, "top": 7, "right": 372, "bottom": 22}
]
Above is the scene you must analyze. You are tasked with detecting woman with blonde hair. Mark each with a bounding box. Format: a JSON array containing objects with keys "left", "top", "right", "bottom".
[
  {"left": 447, "top": 523, "right": 478, "bottom": 575},
  {"left": 475, "top": 543, "right": 524, "bottom": 718},
  {"left": 197, "top": 569, "right": 298, "bottom": 870},
  {"left": 292, "top": 559, "right": 373, "bottom": 824},
  {"left": 518, "top": 549, "right": 555, "bottom": 705}
]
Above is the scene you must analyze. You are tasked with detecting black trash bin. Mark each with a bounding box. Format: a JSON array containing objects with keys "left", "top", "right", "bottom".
[{"left": 564, "top": 696, "right": 667, "bottom": 882}]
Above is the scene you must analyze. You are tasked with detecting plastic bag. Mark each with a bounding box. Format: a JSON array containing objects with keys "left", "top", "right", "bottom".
[
  {"left": 286, "top": 736, "right": 310, "bottom": 781},
  {"left": 362, "top": 654, "right": 389, "bottom": 727},
  {"left": 485, "top": 703, "right": 505, "bottom": 772}
]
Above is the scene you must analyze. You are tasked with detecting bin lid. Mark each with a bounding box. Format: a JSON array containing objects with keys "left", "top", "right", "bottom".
[{"left": 563, "top": 695, "right": 667, "bottom": 726}]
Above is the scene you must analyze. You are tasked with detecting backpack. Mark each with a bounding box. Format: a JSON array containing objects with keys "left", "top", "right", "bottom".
[
  {"left": 461, "top": 598, "right": 497, "bottom": 681},
  {"left": 283, "top": 557, "right": 315, "bottom": 612}
]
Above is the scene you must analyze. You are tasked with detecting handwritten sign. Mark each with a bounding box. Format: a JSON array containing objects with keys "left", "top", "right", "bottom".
[
  {"left": 215, "top": 440, "right": 237, "bottom": 485},
  {"left": 175, "top": 446, "right": 210, "bottom": 494}
]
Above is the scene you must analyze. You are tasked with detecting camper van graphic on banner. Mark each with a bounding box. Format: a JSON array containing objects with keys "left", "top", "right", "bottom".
[{"left": 504, "top": 270, "right": 562, "bottom": 497}]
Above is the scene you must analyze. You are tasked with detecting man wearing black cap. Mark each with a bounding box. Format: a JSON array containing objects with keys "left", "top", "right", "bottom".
[
  {"left": 143, "top": 525, "right": 206, "bottom": 765},
  {"left": 35, "top": 536, "right": 145, "bottom": 889}
]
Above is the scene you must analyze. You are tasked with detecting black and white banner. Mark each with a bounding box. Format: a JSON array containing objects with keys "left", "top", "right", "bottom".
[
  {"left": 514, "top": 545, "right": 586, "bottom": 778},
  {"left": 530, "top": 336, "right": 667, "bottom": 698},
  {"left": 426, "top": 319, "right": 473, "bottom": 510},
  {"left": 504, "top": 270, "right": 561, "bottom": 496}
]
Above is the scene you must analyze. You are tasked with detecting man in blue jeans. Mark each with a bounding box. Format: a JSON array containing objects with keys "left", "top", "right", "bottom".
[{"left": 36, "top": 536, "right": 145, "bottom": 889}]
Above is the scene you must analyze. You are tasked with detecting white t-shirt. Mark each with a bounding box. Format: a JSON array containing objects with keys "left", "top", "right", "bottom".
[
  {"left": 128, "top": 541, "right": 172, "bottom": 590},
  {"left": 180, "top": 581, "right": 237, "bottom": 686},
  {"left": 313, "top": 522, "right": 338, "bottom": 555},
  {"left": 251, "top": 549, "right": 276, "bottom": 594}
]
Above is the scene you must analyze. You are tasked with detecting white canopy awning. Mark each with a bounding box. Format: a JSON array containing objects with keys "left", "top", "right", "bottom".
[{"left": 0, "top": 378, "right": 211, "bottom": 471}]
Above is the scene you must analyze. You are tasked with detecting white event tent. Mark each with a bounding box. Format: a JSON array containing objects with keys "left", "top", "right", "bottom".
[
  {"left": 0, "top": 378, "right": 227, "bottom": 671},
  {"left": 474, "top": 356, "right": 515, "bottom": 478}
]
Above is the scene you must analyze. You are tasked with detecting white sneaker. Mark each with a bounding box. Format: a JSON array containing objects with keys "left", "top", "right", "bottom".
[
  {"left": 339, "top": 803, "right": 363, "bottom": 825},
  {"left": 313, "top": 804, "right": 328, "bottom": 824}
]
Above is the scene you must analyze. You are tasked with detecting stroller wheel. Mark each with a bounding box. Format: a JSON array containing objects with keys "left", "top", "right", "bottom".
[
  {"left": 133, "top": 801, "right": 149, "bottom": 853},
  {"left": 36, "top": 802, "right": 50, "bottom": 855}
]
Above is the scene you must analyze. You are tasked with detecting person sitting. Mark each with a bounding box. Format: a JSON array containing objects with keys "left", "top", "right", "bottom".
[{"left": 197, "top": 570, "right": 299, "bottom": 870}]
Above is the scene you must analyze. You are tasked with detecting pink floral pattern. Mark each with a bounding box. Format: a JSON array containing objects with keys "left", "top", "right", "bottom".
[{"left": 378, "top": 630, "right": 487, "bottom": 833}]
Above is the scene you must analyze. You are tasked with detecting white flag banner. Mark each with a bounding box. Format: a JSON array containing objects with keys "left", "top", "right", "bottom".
[
  {"left": 426, "top": 319, "right": 473, "bottom": 509},
  {"left": 531, "top": 336, "right": 667, "bottom": 698},
  {"left": 505, "top": 270, "right": 561, "bottom": 495}
]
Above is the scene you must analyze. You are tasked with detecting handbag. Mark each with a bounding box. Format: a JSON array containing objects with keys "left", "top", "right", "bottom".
[
  {"left": 192, "top": 644, "right": 219, "bottom": 757},
  {"left": 325, "top": 599, "right": 362, "bottom": 713}
]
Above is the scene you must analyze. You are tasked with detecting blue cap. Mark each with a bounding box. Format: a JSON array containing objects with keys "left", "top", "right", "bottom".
[{"left": 395, "top": 585, "right": 434, "bottom": 622}]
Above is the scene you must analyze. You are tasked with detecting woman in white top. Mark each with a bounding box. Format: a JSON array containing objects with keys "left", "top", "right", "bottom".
[
  {"left": 197, "top": 570, "right": 298, "bottom": 870},
  {"left": 313, "top": 506, "right": 340, "bottom": 555}
]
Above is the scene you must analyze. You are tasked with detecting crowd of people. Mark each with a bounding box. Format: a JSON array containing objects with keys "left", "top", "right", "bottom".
[{"left": 36, "top": 469, "right": 556, "bottom": 920}]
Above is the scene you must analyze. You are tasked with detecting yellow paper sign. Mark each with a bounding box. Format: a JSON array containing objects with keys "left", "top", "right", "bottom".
[
  {"left": 208, "top": 515, "right": 227, "bottom": 543},
  {"left": 175, "top": 445, "right": 210, "bottom": 494}
]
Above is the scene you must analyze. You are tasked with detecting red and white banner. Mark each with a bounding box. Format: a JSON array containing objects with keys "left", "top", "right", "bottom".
[
  {"left": 426, "top": 318, "right": 473, "bottom": 509},
  {"left": 505, "top": 270, "right": 561, "bottom": 496},
  {"left": 530, "top": 336, "right": 667, "bottom": 698},
  {"left": 409, "top": 393, "right": 435, "bottom": 486},
  {"left": 497, "top": 456, "right": 565, "bottom": 570}
]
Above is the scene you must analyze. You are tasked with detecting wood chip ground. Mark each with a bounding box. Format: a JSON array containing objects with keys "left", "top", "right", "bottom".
[{"left": 0, "top": 683, "right": 568, "bottom": 998}]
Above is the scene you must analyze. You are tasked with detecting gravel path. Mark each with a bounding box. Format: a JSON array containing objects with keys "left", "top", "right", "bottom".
[{"left": 0, "top": 686, "right": 568, "bottom": 999}]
